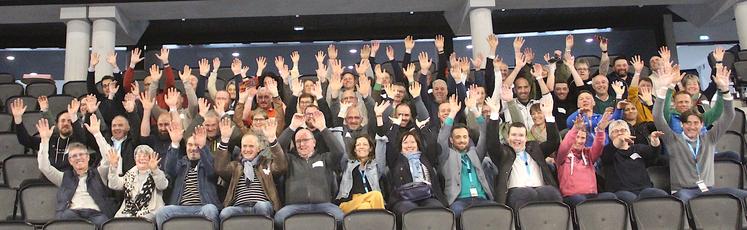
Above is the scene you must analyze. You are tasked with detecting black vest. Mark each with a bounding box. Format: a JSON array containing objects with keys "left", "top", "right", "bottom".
[{"left": 56, "top": 169, "right": 115, "bottom": 218}]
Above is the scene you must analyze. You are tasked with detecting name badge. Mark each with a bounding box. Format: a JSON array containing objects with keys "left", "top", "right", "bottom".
[
  {"left": 630, "top": 153, "right": 642, "bottom": 160},
  {"left": 696, "top": 180, "right": 709, "bottom": 192},
  {"left": 470, "top": 187, "right": 479, "bottom": 197},
  {"left": 312, "top": 161, "right": 324, "bottom": 168},
  {"left": 557, "top": 108, "right": 567, "bottom": 114}
]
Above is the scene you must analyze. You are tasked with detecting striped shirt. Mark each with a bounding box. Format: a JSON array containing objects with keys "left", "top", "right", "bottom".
[
  {"left": 233, "top": 174, "right": 269, "bottom": 206},
  {"left": 180, "top": 168, "right": 202, "bottom": 205}
]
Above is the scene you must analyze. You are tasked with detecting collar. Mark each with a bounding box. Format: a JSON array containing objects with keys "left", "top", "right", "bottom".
[{"left": 111, "top": 135, "right": 127, "bottom": 143}]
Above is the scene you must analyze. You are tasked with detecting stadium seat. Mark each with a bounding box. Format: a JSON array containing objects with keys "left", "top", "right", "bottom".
[
  {"left": 647, "top": 166, "right": 670, "bottom": 192},
  {"left": 19, "top": 182, "right": 56, "bottom": 224},
  {"left": 632, "top": 197, "right": 685, "bottom": 230},
  {"left": 401, "top": 207, "right": 454, "bottom": 230},
  {"left": 589, "top": 65, "right": 600, "bottom": 76},
  {"left": 161, "top": 216, "right": 214, "bottom": 230},
  {"left": 518, "top": 201, "right": 572, "bottom": 230},
  {"left": 284, "top": 213, "right": 336, "bottom": 230},
  {"left": 217, "top": 68, "right": 235, "bottom": 81},
  {"left": 734, "top": 61, "right": 747, "bottom": 87},
  {"left": 46, "top": 95, "right": 74, "bottom": 118},
  {"left": 21, "top": 112, "right": 43, "bottom": 136},
  {"left": 716, "top": 131, "right": 745, "bottom": 159},
  {"left": 739, "top": 51, "right": 747, "bottom": 61},
  {"left": 460, "top": 204, "right": 513, "bottom": 230},
  {"left": 0, "top": 221, "right": 34, "bottom": 230},
  {"left": 0, "top": 85, "right": 26, "bottom": 109},
  {"left": 730, "top": 108, "right": 746, "bottom": 134},
  {"left": 102, "top": 217, "right": 155, "bottom": 230},
  {"left": 221, "top": 215, "right": 272, "bottom": 230},
  {"left": 574, "top": 199, "right": 630, "bottom": 230},
  {"left": 43, "top": 219, "right": 95, "bottom": 230},
  {"left": 0, "top": 74, "right": 14, "bottom": 84},
  {"left": 343, "top": 209, "right": 395, "bottom": 230},
  {"left": 62, "top": 81, "right": 87, "bottom": 98},
  {"left": 134, "top": 69, "right": 148, "bottom": 81},
  {"left": 25, "top": 82, "right": 56, "bottom": 98},
  {"left": 3, "top": 155, "right": 41, "bottom": 190},
  {"left": 714, "top": 159, "right": 744, "bottom": 188},
  {"left": 687, "top": 194, "right": 742, "bottom": 230},
  {"left": 6, "top": 96, "right": 37, "bottom": 113},
  {"left": 0, "top": 186, "right": 15, "bottom": 220},
  {"left": 0, "top": 114, "right": 12, "bottom": 132},
  {"left": 0, "top": 135, "right": 25, "bottom": 162}
]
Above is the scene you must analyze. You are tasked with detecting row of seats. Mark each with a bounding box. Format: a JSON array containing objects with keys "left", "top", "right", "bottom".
[{"left": 0, "top": 194, "right": 741, "bottom": 230}]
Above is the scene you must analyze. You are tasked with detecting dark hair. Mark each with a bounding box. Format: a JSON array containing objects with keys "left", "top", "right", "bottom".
[
  {"left": 349, "top": 135, "right": 375, "bottom": 164},
  {"left": 303, "top": 104, "right": 319, "bottom": 114},
  {"left": 673, "top": 90, "right": 692, "bottom": 99},
  {"left": 56, "top": 111, "right": 67, "bottom": 123},
  {"left": 398, "top": 130, "right": 423, "bottom": 153},
  {"left": 101, "top": 75, "right": 114, "bottom": 82},
  {"left": 613, "top": 56, "right": 628, "bottom": 63},
  {"left": 451, "top": 123, "right": 470, "bottom": 135},
  {"left": 508, "top": 122, "right": 527, "bottom": 134},
  {"left": 299, "top": 93, "right": 316, "bottom": 102},
  {"left": 680, "top": 110, "right": 703, "bottom": 123},
  {"left": 639, "top": 77, "right": 653, "bottom": 86}
]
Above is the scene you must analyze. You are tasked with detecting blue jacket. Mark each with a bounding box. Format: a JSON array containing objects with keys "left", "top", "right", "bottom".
[
  {"left": 164, "top": 146, "right": 221, "bottom": 208},
  {"left": 565, "top": 109, "right": 622, "bottom": 147}
]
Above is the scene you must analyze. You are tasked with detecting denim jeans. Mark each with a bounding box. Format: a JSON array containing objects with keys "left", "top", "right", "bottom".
[
  {"left": 273, "top": 203, "right": 344, "bottom": 228},
  {"left": 219, "top": 201, "right": 274, "bottom": 220},
  {"left": 562, "top": 192, "right": 617, "bottom": 207},
  {"left": 155, "top": 204, "right": 220, "bottom": 230},
  {"left": 449, "top": 197, "right": 495, "bottom": 219},
  {"left": 613, "top": 188, "right": 669, "bottom": 206},
  {"left": 506, "top": 186, "right": 563, "bottom": 210},
  {"left": 57, "top": 208, "right": 109, "bottom": 228}
]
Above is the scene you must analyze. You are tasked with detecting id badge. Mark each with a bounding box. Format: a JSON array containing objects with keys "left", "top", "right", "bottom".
[
  {"left": 696, "top": 180, "right": 709, "bottom": 192},
  {"left": 470, "top": 188, "right": 478, "bottom": 197}
]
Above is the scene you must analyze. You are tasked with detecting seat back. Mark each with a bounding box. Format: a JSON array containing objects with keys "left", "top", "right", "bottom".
[
  {"left": 688, "top": 194, "right": 742, "bottom": 230},
  {"left": 285, "top": 213, "right": 336, "bottom": 230},
  {"left": 646, "top": 166, "right": 670, "bottom": 192},
  {"left": 21, "top": 112, "right": 43, "bottom": 136},
  {"left": 402, "top": 207, "right": 454, "bottom": 230},
  {"left": 0, "top": 186, "right": 16, "bottom": 220},
  {"left": 0, "top": 114, "right": 12, "bottom": 132},
  {"left": 0, "top": 84, "right": 24, "bottom": 108},
  {"left": 518, "top": 202, "right": 572, "bottom": 230},
  {"left": 5, "top": 95, "right": 36, "bottom": 113},
  {"left": 61, "top": 81, "right": 87, "bottom": 98},
  {"left": 730, "top": 108, "right": 746, "bottom": 134},
  {"left": 3, "top": 155, "right": 42, "bottom": 189},
  {"left": 716, "top": 131, "right": 745, "bottom": 157},
  {"left": 102, "top": 217, "right": 154, "bottom": 230},
  {"left": 20, "top": 183, "right": 56, "bottom": 224},
  {"left": 735, "top": 61, "right": 747, "bottom": 83},
  {"left": 46, "top": 95, "right": 74, "bottom": 118},
  {"left": 221, "top": 215, "right": 272, "bottom": 230},
  {"left": 162, "top": 216, "right": 214, "bottom": 230},
  {"left": 0, "top": 221, "right": 34, "bottom": 230},
  {"left": 43, "top": 219, "right": 95, "bottom": 230},
  {"left": 134, "top": 70, "right": 148, "bottom": 81},
  {"left": 577, "top": 55, "right": 601, "bottom": 67},
  {"left": 0, "top": 74, "right": 14, "bottom": 84},
  {"left": 632, "top": 197, "right": 685, "bottom": 230},
  {"left": 343, "top": 209, "right": 395, "bottom": 230},
  {"left": 575, "top": 199, "right": 630, "bottom": 230},
  {"left": 0, "top": 134, "right": 24, "bottom": 163},
  {"left": 460, "top": 204, "right": 513, "bottom": 230},
  {"left": 714, "top": 159, "right": 744, "bottom": 188},
  {"left": 25, "top": 82, "right": 56, "bottom": 98}
]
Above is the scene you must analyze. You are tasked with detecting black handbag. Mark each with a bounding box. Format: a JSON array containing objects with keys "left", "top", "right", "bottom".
[{"left": 396, "top": 182, "right": 433, "bottom": 201}]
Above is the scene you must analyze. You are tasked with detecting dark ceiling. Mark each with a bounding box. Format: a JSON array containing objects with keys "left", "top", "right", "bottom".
[
  {"left": 0, "top": 5, "right": 678, "bottom": 48},
  {"left": 0, "top": 0, "right": 188, "bottom": 6}
]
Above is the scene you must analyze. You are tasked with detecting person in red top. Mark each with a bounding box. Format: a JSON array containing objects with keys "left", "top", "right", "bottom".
[
  {"left": 123, "top": 48, "right": 176, "bottom": 110},
  {"left": 556, "top": 109, "right": 616, "bottom": 207}
]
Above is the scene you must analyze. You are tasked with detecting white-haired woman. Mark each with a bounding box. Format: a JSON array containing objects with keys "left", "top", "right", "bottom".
[{"left": 106, "top": 145, "right": 168, "bottom": 220}]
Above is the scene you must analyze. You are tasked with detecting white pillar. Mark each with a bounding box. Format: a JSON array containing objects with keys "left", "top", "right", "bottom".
[
  {"left": 63, "top": 19, "right": 91, "bottom": 81},
  {"left": 91, "top": 18, "right": 116, "bottom": 79},
  {"left": 736, "top": 1, "right": 747, "bottom": 49},
  {"left": 469, "top": 8, "right": 493, "bottom": 68}
]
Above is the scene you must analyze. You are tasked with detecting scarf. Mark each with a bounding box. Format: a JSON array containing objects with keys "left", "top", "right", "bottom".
[
  {"left": 404, "top": 151, "right": 426, "bottom": 183},
  {"left": 121, "top": 170, "right": 156, "bottom": 217},
  {"left": 241, "top": 156, "right": 261, "bottom": 183}
]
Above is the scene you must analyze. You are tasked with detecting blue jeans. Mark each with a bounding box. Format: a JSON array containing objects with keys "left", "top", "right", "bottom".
[
  {"left": 219, "top": 201, "right": 274, "bottom": 220},
  {"left": 562, "top": 192, "right": 617, "bottom": 207},
  {"left": 614, "top": 188, "right": 669, "bottom": 206},
  {"left": 155, "top": 204, "right": 220, "bottom": 230},
  {"left": 674, "top": 187, "right": 747, "bottom": 204},
  {"left": 273, "top": 203, "right": 344, "bottom": 228},
  {"left": 57, "top": 208, "right": 109, "bottom": 228},
  {"left": 450, "top": 197, "right": 495, "bottom": 219},
  {"left": 506, "top": 186, "right": 563, "bottom": 210}
]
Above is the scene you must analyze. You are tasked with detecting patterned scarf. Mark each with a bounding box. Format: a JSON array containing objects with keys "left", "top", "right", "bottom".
[
  {"left": 404, "top": 151, "right": 426, "bottom": 183},
  {"left": 121, "top": 170, "right": 156, "bottom": 217}
]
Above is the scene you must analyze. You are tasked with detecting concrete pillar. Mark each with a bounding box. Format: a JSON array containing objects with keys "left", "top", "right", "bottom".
[
  {"left": 61, "top": 7, "right": 91, "bottom": 81},
  {"left": 469, "top": 8, "right": 493, "bottom": 68},
  {"left": 91, "top": 18, "right": 116, "bottom": 79},
  {"left": 735, "top": 1, "right": 747, "bottom": 49}
]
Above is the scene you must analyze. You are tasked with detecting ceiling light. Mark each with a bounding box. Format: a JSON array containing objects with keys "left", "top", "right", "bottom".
[
  {"left": 466, "top": 45, "right": 473, "bottom": 49},
  {"left": 699, "top": 35, "right": 710, "bottom": 41},
  {"left": 349, "top": 49, "right": 358, "bottom": 54},
  {"left": 501, "top": 8, "right": 506, "bottom": 12},
  {"left": 6, "top": 56, "right": 14, "bottom": 61},
  {"left": 295, "top": 15, "right": 300, "bottom": 18},
  {"left": 585, "top": 38, "right": 594, "bottom": 43},
  {"left": 409, "top": 11, "right": 414, "bottom": 15},
  {"left": 347, "top": 65, "right": 354, "bottom": 70},
  {"left": 181, "top": 18, "right": 186, "bottom": 21},
  {"left": 232, "top": 52, "right": 240, "bottom": 57},
  {"left": 30, "top": 72, "right": 37, "bottom": 75},
  {"left": 293, "top": 26, "right": 304, "bottom": 31}
]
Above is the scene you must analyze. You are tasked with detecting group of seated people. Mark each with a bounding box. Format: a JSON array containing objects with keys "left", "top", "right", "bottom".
[{"left": 12, "top": 33, "right": 747, "bottom": 229}]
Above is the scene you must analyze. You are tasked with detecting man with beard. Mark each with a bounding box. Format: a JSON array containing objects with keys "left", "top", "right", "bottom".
[
  {"left": 139, "top": 92, "right": 173, "bottom": 167},
  {"left": 608, "top": 56, "right": 633, "bottom": 87},
  {"left": 334, "top": 76, "right": 376, "bottom": 151},
  {"left": 12, "top": 98, "right": 88, "bottom": 170},
  {"left": 91, "top": 93, "right": 142, "bottom": 176}
]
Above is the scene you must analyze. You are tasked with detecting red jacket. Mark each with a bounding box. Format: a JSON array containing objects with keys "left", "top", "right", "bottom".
[
  {"left": 123, "top": 65, "right": 176, "bottom": 110},
  {"left": 556, "top": 127, "right": 605, "bottom": 197}
]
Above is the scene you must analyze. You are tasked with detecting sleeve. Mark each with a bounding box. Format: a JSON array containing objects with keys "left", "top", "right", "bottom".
[
  {"left": 540, "top": 121, "right": 560, "bottom": 157},
  {"left": 321, "top": 128, "right": 345, "bottom": 172},
  {"left": 124, "top": 67, "right": 135, "bottom": 93},
  {"left": 475, "top": 115, "right": 488, "bottom": 160},
  {"left": 15, "top": 123, "right": 41, "bottom": 149},
  {"left": 164, "top": 145, "right": 182, "bottom": 179},
  {"left": 199, "top": 147, "right": 216, "bottom": 180},
  {"left": 663, "top": 88, "right": 674, "bottom": 124},
  {"left": 213, "top": 148, "right": 236, "bottom": 181},
  {"left": 707, "top": 98, "right": 734, "bottom": 143},
  {"left": 164, "top": 66, "right": 176, "bottom": 90},
  {"left": 86, "top": 70, "right": 103, "bottom": 100},
  {"left": 703, "top": 92, "right": 724, "bottom": 126},
  {"left": 436, "top": 52, "right": 448, "bottom": 81},
  {"left": 653, "top": 95, "right": 676, "bottom": 140},
  {"left": 37, "top": 139, "right": 63, "bottom": 187},
  {"left": 184, "top": 81, "right": 199, "bottom": 118},
  {"left": 208, "top": 72, "right": 218, "bottom": 100},
  {"left": 437, "top": 117, "right": 453, "bottom": 164},
  {"left": 106, "top": 164, "right": 124, "bottom": 190},
  {"left": 152, "top": 169, "right": 169, "bottom": 190},
  {"left": 277, "top": 127, "right": 295, "bottom": 154},
  {"left": 413, "top": 96, "right": 429, "bottom": 122},
  {"left": 556, "top": 126, "right": 578, "bottom": 165},
  {"left": 485, "top": 57, "right": 496, "bottom": 95},
  {"left": 317, "top": 98, "right": 334, "bottom": 128},
  {"left": 374, "top": 135, "right": 388, "bottom": 177},
  {"left": 269, "top": 141, "right": 288, "bottom": 175},
  {"left": 588, "top": 129, "right": 606, "bottom": 162},
  {"left": 195, "top": 74, "right": 206, "bottom": 99},
  {"left": 486, "top": 117, "right": 504, "bottom": 168}
]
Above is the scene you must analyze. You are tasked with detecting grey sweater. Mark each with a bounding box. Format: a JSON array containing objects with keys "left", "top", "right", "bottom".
[{"left": 653, "top": 92, "right": 733, "bottom": 191}]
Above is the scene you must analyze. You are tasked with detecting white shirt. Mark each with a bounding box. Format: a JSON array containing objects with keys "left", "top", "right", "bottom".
[
  {"left": 69, "top": 174, "right": 101, "bottom": 211},
  {"left": 111, "top": 136, "right": 127, "bottom": 175},
  {"left": 507, "top": 150, "right": 544, "bottom": 188},
  {"left": 502, "top": 93, "right": 552, "bottom": 126}
]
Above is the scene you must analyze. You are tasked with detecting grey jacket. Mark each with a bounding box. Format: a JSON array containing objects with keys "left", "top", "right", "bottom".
[
  {"left": 279, "top": 127, "right": 345, "bottom": 204},
  {"left": 336, "top": 135, "right": 388, "bottom": 200},
  {"left": 653, "top": 92, "right": 734, "bottom": 191},
  {"left": 437, "top": 117, "right": 493, "bottom": 204}
]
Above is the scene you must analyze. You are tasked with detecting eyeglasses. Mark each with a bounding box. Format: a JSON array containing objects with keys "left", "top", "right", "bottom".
[
  {"left": 68, "top": 153, "right": 89, "bottom": 159},
  {"left": 295, "top": 138, "right": 314, "bottom": 144}
]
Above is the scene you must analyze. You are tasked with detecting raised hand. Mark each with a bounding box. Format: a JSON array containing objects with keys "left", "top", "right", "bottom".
[
  {"left": 130, "top": 48, "right": 144, "bottom": 67},
  {"left": 513, "top": 36, "right": 525, "bottom": 52},
  {"left": 198, "top": 98, "right": 210, "bottom": 117},
  {"left": 193, "top": 125, "right": 207, "bottom": 148},
  {"left": 107, "top": 52, "right": 118, "bottom": 68},
  {"left": 179, "top": 65, "right": 192, "bottom": 82},
  {"left": 84, "top": 114, "right": 101, "bottom": 135},
  {"left": 148, "top": 152, "right": 160, "bottom": 171},
  {"left": 66, "top": 98, "right": 79, "bottom": 119},
  {"left": 374, "top": 64, "right": 388, "bottom": 84},
  {"left": 358, "top": 76, "right": 372, "bottom": 98},
  {"left": 522, "top": 47, "right": 535, "bottom": 63},
  {"left": 435, "top": 35, "right": 445, "bottom": 52},
  {"left": 164, "top": 88, "right": 180, "bottom": 110},
  {"left": 540, "top": 100, "right": 553, "bottom": 117},
  {"left": 403, "top": 63, "right": 416, "bottom": 83},
  {"left": 415, "top": 117, "right": 430, "bottom": 129},
  {"left": 149, "top": 64, "right": 162, "bottom": 81},
  {"left": 573, "top": 115, "right": 585, "bottom": 131},
  {"left": 374, "top": 100, "right": 390, "bottom": 116},
  {"left": 465, "top": 89, "right": 477, "bottom": 111},
  {"left": 487, "top": 34, "right": 498, "bottom": 53},
  {"left": 408, "top": 81, "right": 422, "bottom": 98},
  {"left": 256, "top": 56, "right": 267, "bottom": 76},
  {"left": 639, "top": 86, "right": 653, "bottom": 105},
  {"left": 310, "top": 110, "right": 327, "bottom": 130},
  {"left": 500, "top": 85, "right": 513, "bottom": 102},
  {"left": 123, "top": 93, "right": 137, "bottom": 113},
  {"left": 130, "top": 81, "right": 141, "bottom": 97},
  {"left": 290, "top": 51, "right": 300, "bottom": 64},
  {"left": 167, "top": 122, "right": 183, "bottom": 144},
  {"left": 141, "top": 92, "right": 155, "bottom": 111},
  {"left": 631, "top": 55, "right": 644, "bottom": 74},
  {"left": 386, "top": 46, "right": 395, "bottom": 61},
  {"left": 107, "top": 148, "right": 120, "bottom": 168},
  {"left": 611, "top": 81, "right": 625, "bottom": 96},
  {"left": 328, "top": 74, "right": 343, "bottom": 93},
  {"left": 37, "top": 118, "right": 54, "bottom": 140},
  {"left": 447, "top": 94, "right": 461, "bottom": 118},
  {"left": 565, "top": 34, "right": 574, "bottom": 50},
  {"left": 155, "top": 48, "right": 170, "bottom": 64},
  {"left": 471, "top": 53, "right": 484, "bottom": 69},
  {"left": 219, "top": 117, "right": 234, "bottom": 141},
  {"left": 84, "top": 94, "right": 99, "bottom": 114},
  {"left": 263, "top": 118, "right": 278, "bottom": 142},
  {"left": 598, "top": 36, "right": 608, "bottom": 52},
  {"left": 289, "top": 113, "right": 306, "bottom": 130},
  {"left": 10, "top": 99, "right": 26, "bottom": 123},
  {"left": 327, "top": 44, "right": 338, "bottom": 60},
  {"left": 90, "top": 52, "right": 100, "bottom": 68},
  {"left": 355, "top": 59, "right": 371, "bottom": 77},
  {"left": 371, "top": 40, "right": 381, "bottom": 55},
  {"left": 198, "top": 58, "right": 210, "bottom": 76},
  {"left": 597, "top": 109, "right": 613, "bottom": 130},
  {"left": 713, "top": 47, "right": 725, "bottom": 62},
  {"left": 360, "top": 44, "right": 371, "bottom": 60},
  {"left": 37, "top": 96, "right": 48, "bottom": 112},
  {"left": 383, "top": 84, "right": 396, "bottom": 99},
  {"left": 330, "top": 59, "right": 343, "bottom": 77},
  {"left": 485, "top": 97, "right": 500, "bottom": 114},
  {"left": 418, "top": 52, "right": 432, "bottom": 75},
  {"left": 213, "top": 57, "right": 221, "bottom": 71},
  {"left": 714, "top": 66, "right": 732, "bottom": 91},
  {"left": 658, "top": 46, "right": 671, "bottom": 63},
  {"left": 290, "top": 79, "right": 303, "bottom": 97},
  {"left": 315, "top": 50, "right": 326, "bottom": 64},
  {"left": 530, "top": 63, "right": 544, "bottom": 79},
  {"left": 404, "top": 35, "right": 415, "bottom": 52},
  {"left": 231, "top": 58, "right": 243, "bottom": 76},
  {"left": 107, "top": 80, "right": 120, "bottom": 99}
]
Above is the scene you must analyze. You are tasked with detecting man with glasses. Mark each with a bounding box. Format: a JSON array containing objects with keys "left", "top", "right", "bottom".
[{"left": 275, "top": 111, "right": 345, "bottom": 228}]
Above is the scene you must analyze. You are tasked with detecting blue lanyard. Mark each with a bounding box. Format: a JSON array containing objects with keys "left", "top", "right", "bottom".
[
  {"left": 359, "top": 168, "right": 369, "bottom": 193},
  {"left": 685, "top": 136, "right": 701, "bottom": 175},
  {"left": 518, "top": 151, "right": 531, "bottom": 175},
  {"left": 461, "top": 156, "right": 474, "bottom": 183}
]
